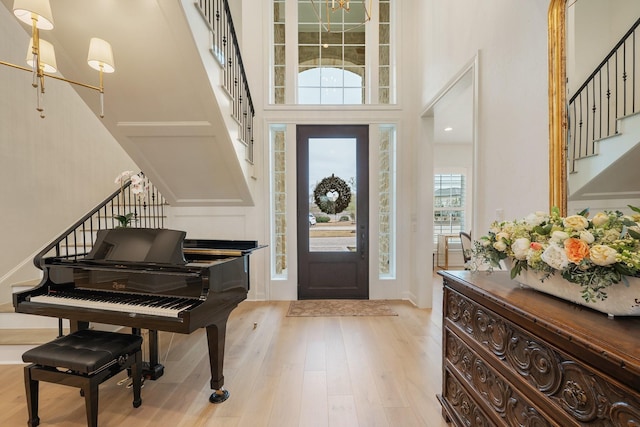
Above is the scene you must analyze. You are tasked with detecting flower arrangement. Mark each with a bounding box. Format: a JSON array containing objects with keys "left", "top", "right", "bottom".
[
  {"left": 113, "top": 171, "right": 148, "bottom": 227},
  {"left": 472, "top": 206, "right": 640, "bottom": 302}
]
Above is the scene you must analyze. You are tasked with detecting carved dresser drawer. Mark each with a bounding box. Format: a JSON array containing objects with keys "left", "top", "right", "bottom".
[{"left": 438, "top": 270, "right": 640, "bottom": 427}]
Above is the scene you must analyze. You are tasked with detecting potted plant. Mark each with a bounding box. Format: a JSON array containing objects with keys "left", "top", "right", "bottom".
[{"left": 113, "top": 171, "right": 148, "bottom": 227}]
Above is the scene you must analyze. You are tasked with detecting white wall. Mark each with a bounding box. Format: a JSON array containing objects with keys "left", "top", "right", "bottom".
[
  {"left": 168, "top": 205, "right": 267, "bottom": 301},
  {"left": 420, "top": 0, "right": 550, "bottom": 238},
  {"left": 0, "top": 5, "right": 138, "bottom": 303}
]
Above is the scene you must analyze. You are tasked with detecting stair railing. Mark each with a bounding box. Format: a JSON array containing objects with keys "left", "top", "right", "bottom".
[
  {"left": 33, "top": 173, "right": 167, "bottom": 269},
  {"left": 568, "top": 18, "right": 640, "bottom": 173},
  {"left": 195, "top": 0, "right": 255, "bottom": 163}
]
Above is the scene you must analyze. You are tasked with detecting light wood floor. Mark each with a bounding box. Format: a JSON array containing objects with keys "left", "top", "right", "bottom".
[{"left": 0, "top": 276, "right": 449, "bottom": 427}]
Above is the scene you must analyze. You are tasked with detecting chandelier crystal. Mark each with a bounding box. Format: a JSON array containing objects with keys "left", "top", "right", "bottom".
[{"left": 309, "top": 0, "right": 372, "bottom": 33}]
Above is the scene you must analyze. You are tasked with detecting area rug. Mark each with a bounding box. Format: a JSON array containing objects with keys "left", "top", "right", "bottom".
[{"left": 287, "top": 300, "right": 398, "bottom": 317}]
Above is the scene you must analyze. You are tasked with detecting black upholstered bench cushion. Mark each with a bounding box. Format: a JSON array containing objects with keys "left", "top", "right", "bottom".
[{"left": 22, "top": 330, "right": 143, "bottom": 375}]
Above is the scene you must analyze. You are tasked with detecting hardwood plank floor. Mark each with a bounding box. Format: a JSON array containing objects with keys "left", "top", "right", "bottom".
[{"left": 0, "top": 276, "right": 450, "bottom": 427}]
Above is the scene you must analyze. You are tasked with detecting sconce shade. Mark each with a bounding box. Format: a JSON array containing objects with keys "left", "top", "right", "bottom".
[
  {"left": 13, "top": 0, "right": 54, "bottom": 30},
  {"left": 87, "top": 38, "right": 115, "bottom": 73},
  {"left": 26, "top": 37, "right": 57, "bottom": 72}
]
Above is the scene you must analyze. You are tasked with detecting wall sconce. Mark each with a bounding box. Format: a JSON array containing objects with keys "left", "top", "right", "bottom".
[{"left": 0, "top": 0, "right": 115, "bottom": 118}]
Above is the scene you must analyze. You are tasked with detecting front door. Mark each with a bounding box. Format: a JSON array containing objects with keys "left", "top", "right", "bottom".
[{"left": 297, "top": 125, "right": 369, "bottom": 299}]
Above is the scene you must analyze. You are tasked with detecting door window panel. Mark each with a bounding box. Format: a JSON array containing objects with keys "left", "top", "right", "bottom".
[{"left": 308, "top": 138, "right": 357, "bottom": 252}]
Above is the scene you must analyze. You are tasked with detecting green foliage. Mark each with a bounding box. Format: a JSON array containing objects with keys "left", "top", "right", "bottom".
[
  {"left": 316, "top": 216, "right": 330, "bottom": 223},
  {"left": 114, "top": 213, "right": 136, "bottom": 228}
]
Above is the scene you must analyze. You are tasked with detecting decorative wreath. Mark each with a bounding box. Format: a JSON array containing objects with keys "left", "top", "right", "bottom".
[{"left": 313, "top": 174, "right": 352, "bottom": 214}]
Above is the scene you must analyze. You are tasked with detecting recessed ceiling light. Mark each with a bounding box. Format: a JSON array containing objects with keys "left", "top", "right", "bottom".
[{"left": 444, "top": 127, "right": 453, "bottom": 132}]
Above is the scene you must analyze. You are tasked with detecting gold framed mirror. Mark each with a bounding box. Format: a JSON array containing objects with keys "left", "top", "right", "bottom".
[
  {"left": 549, "top": 1, "right": 640, "bottom": 216},
  {"left": 548, "top": 0, "right": 567, "bottom": 216}
]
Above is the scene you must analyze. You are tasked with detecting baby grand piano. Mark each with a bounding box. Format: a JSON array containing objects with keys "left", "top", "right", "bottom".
[{"left": 13, "top": 228, "right": 263, "bottom": 403}]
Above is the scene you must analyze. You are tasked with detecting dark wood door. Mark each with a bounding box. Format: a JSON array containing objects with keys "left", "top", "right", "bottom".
[{"left": 297, "top": 125, "right": 369, "bottom": 299}]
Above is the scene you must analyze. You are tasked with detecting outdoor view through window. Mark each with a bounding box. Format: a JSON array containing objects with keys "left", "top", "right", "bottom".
[{"left": 308, "top": 138, "right": 357, "bottom": 252}]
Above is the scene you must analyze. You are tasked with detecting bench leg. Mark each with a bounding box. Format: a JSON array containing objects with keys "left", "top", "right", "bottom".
[
  {"left": 83, "top": 381, "right": 99, "bottom": 427},
  {"left": 23, "top": 365, "right": 40, "bottom": 427}
]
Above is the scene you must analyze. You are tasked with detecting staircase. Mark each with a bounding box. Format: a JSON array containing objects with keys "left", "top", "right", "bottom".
[
  {"left": 566, "top": 16, "right": 640, "bottom": 212},
  {"left": 568, "top": 113, "right": 640, "bottom": 206}
]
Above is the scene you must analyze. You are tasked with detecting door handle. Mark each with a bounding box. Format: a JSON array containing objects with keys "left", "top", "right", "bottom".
[{"left": 360, "top": 232, "right": 365, "bottom": 260}]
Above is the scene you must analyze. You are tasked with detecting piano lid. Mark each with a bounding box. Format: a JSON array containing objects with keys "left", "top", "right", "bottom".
[
  {"left": 86, "top": 228, "right": 187, "bottom": 265},
  {"left": 183, "top": 239, "right": 265, "bottom": 257}
]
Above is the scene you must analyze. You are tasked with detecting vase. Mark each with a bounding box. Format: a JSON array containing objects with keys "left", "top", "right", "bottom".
[{"left": 512, "top": 267, "right": 640, "bottom": 317}]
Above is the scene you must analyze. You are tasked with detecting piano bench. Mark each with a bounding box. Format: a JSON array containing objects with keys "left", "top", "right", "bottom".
[{"left": 21, "top": 329, "right": 143, "bottom": 427}]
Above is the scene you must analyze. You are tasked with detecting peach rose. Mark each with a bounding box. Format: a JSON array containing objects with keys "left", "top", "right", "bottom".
[
  {"left": 564, "top": 238, "right": 590, "bottom": 264},
  {"left": 530, "top": 242, "right": 543, "bottom": 251}
]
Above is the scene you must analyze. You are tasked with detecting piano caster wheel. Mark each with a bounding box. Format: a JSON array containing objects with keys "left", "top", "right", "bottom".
[
  {"left": 133, "top": 398, "right": 142, "bottom": 408},
  {"left": 209, "top": 389, "right": 230, "bottom": 404}
]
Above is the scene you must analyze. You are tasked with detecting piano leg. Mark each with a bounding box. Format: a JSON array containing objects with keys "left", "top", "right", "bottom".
[
  {"left": 145, "top": 330, "right": 165, "bottom": 380},
  {"left": 206, "top": 321, "right": 230, "bottom": 404},
  {"left": 132, "top": 328, "right": 164, "bottom": 380}
]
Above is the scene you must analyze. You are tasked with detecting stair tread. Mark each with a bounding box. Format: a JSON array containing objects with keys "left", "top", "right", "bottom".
[{"left": 0, "top": 328, "right": 69, "bottom": 345}]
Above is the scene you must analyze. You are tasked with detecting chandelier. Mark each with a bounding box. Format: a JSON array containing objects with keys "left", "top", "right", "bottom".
[
  {"left": 309, "top": 0, "right": 373, "bottom": 33},
  {"left": 0, "top": 0, "right": 115, "bottom": 118}
]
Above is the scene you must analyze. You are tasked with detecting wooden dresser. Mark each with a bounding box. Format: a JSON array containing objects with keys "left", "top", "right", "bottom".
[{"left": 438, "top": 270, "right": 640, "bottom": 426}]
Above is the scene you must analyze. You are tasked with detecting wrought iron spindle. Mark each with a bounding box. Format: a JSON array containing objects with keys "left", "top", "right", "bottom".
[{"left": 568, "top": 18, "right": 640, "bottom": 166}]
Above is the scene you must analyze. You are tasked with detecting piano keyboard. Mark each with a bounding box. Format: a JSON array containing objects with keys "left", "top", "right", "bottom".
[{"left": 29, "top": 289, "right": 202, "bottom": 318}]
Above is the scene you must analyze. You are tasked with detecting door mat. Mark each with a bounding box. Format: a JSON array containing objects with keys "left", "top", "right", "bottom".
[{"left": 287, "top": 300, "right": 398, "bottom": 317}]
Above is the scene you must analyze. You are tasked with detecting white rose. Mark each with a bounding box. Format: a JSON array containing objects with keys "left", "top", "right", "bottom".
[
  {"left": 602, "top": 229, "right": 621, "bottom": 243},
  {"left": 551, "top": 230, "right": 569, "bottom": 242},
  {"left": 525, "top": 211, "right": 548, "bottom": 226},
  {"left": 496, "top": 232, "right": 510, "bottom": 242},
  {"left": 493, "top": 241, "right": 507, "bottom": 252},
  {"left": 563, "top": 215, "right": 589, "bottom": 231},
  {"left": 590, "top": 245, "right": 617, "bottom": 266},
  {"left": 541, "top": 244, "right": 569, "bottom": 271},
  {"left": 591, "top": 212, "right": 609, "bottom": 227},
  {"left": 511, "top": 238, "right": 531, "bottom": 260},
  {"left": 579, "top": 230, "right": 595, "bottom": 244}
]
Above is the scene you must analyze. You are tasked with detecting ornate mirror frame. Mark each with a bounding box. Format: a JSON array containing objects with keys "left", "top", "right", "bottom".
[{"left": 548, "top": 0, "right": 567, "bottom": 216}]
